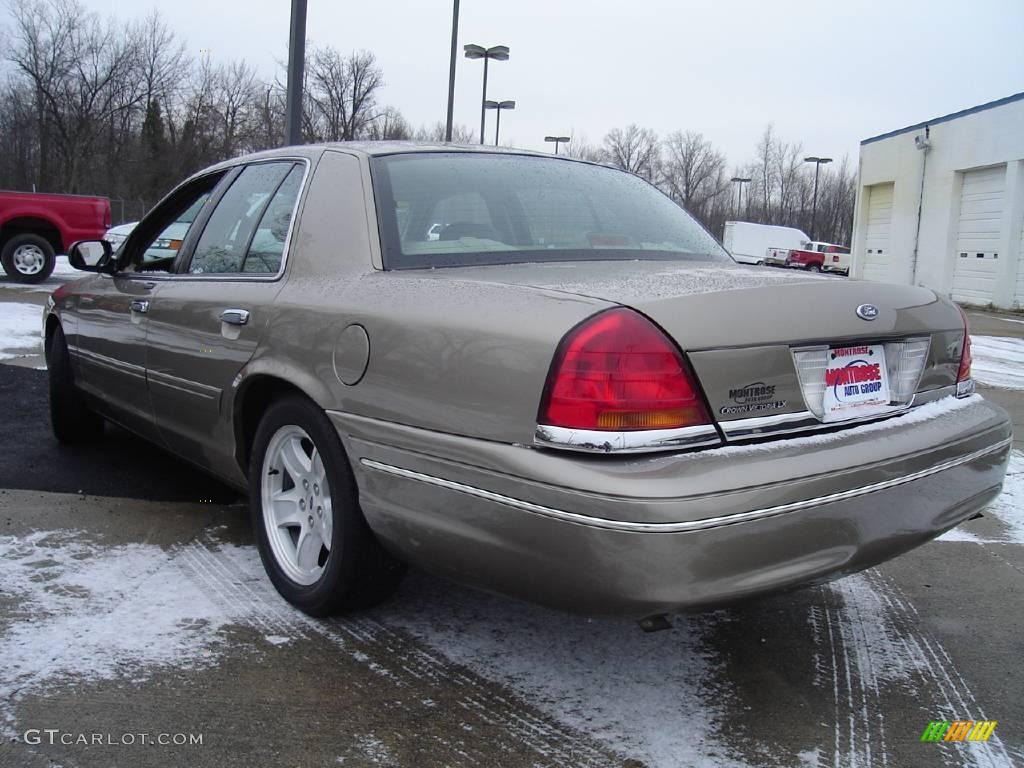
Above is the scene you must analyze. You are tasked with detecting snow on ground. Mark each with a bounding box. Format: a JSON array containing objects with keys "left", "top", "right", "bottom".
[
  {"left": 0, "top": 302, "right": 42, "bottom": 360},
  {"left": 0, "top": 255, "right": 80, "bottom": 292},
  {"left": 970, "top": 335, "right": 1024, "bottom": 390},
  {"left": 0, "top": 531, "right": 238, "bottom": 735},
  {"left": 389, "top": 579, "right": 742, "bottom": 768},
  {"left": 1, "top": 517, "right": 1018, "bottom": 766},
  {"left": 939, "top": 449, "right": 1024, "bottom": 544},
  {"left": 821, "top": 572, "right": 1014, "bottom": 768}
]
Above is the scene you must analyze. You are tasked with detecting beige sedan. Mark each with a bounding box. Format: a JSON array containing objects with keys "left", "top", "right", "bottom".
[{"left": 47, "top": 144, "right": 1011, "bottom": 623}]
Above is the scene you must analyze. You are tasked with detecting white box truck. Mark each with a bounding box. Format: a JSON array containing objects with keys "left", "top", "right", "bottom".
[{"left": 723, "top": 221, "right": 810, "bottom": 266}]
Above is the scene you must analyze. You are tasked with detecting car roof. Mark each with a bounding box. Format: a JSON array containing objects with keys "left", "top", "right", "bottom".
[{"left": 200, "top": 141, "right": 589, "bottom": 173}]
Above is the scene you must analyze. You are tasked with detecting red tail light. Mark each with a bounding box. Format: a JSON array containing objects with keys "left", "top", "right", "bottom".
[
  {"left": 539, "top": 308, "right": 711, "bottom": 431},
  {"left": 956, "top": 305, "right": 972, "bottom": 384}
]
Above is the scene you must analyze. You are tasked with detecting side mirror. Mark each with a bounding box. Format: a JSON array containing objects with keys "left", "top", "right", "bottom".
[{"left": 68, "top": 240, "right": 115, "bottom": 274}]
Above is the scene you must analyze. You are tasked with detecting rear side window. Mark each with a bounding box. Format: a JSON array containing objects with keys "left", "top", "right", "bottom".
[
  {"left": 188, "top": 162, "right": 297, "bottom": 275},
  {"left": 372, "top": 153, "right": 727, "bottom": 269},
  {"left": 244, "top": 165, "right": 305, "bottom": 273}
]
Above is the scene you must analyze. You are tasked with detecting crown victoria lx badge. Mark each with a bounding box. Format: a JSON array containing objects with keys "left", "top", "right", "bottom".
[{"left": 856, "top": 303, "right": 880, "bottom": 321}]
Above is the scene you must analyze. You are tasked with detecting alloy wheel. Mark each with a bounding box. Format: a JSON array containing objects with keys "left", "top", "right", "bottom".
[{"left": 261, "top": 424, "right": 333, "bottom": 585}]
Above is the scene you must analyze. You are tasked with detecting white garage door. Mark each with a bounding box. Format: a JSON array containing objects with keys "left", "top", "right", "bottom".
[
  {"left": 1016, "top": 216, "right": 1024, "bottom": 309},
  {"left": 861, "top": 183, "right": 893, "bottom": 282},
  {"left": 952, "top": 165, "right": 1005, "bottom": 305}
]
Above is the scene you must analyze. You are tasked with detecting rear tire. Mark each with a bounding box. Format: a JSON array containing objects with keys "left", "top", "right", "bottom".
[
  {"left": 250, "top": 395, "right": 404, "bottom": 616},
  {"left": 2, "top": 234, "right": 56, "bottom": 283},
  {"left": 47, "top": 325, "right": 105, "bottom": 443},
  {"left": 807, "top": 264, "right": 821, "bottom": 273}
]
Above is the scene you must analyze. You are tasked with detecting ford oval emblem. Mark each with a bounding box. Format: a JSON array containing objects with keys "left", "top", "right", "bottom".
[{"left": 856, "top": 303, "right": 880, "bottom": 321}]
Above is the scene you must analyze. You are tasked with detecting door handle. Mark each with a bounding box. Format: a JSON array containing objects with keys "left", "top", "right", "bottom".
[
  {"left": 130, "top": 299, "right": 150, "bottom": 314},
  {"left": 220, "top": 309, "right": 250, "bottom": 326}
]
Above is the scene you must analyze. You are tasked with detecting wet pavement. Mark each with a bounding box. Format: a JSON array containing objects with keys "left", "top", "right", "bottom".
[{"left": 0, "top": 278, "right": 1021, "bottom": 768}]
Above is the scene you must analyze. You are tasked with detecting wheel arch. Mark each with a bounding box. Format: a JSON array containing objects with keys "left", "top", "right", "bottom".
[
  {"left": 43, "top": 311, "right": 63, "bottom": 359},
  {"left": 233, "top": 372, "right": 334, "bottom": 475},
  {"left": 0, "top": 216, "right": 64, "bottom": 254}
]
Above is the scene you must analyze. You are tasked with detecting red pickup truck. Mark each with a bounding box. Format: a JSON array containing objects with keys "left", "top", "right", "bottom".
[
  {"left": 785, "top": 241, "right": 851, "bottom": 276},
  {"left": 0, "top": 191, "right": 111, "bottom": 283}
]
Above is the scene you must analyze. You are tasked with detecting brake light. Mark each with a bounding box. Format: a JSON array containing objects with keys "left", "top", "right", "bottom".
[
  {"left": 539, "top": 308, "right": 711, "bottom": 431},
  {"left": 955, "top": 305, "right": 973, "bottom": 396},
  {"left": 832, "top": 255, "right": 840, "bottom": 262}
]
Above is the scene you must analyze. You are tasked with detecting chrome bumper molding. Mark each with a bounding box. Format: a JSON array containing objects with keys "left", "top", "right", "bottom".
[
  {"left": 360, "top": 435, "right": 1011, "bottom": 534},
  {"left": 719, "top": 385, "right": 959, "bottom": 441},
  {"left": 534, "top": 423, "right": 721, "bottom": 454}
]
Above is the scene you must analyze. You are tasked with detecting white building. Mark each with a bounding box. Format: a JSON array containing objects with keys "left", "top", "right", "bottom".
[{"left": 850, "top": 92, "right": 1024, "bottom": 309}]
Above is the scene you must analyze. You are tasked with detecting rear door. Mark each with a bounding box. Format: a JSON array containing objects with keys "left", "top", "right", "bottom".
[{"left": 144, "top": 160, "right": 308, "bottom": 476}]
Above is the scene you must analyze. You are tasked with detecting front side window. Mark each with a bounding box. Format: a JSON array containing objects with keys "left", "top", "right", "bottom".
[
  {"left": 373, "top": 153, "right": 728, "bottom": 269},
  {"left": 124, "top": 177, "right": 221, "bottom": 272},
  {"left": 188, "top": 162, "right": 298, "bottom": 275}
]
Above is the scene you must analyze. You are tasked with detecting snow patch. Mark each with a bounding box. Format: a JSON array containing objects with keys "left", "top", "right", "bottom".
[
  {"left": 939, "top": 449, "right": 1024, "bottom": 544},
  {"left": 0, "top": 302, "right": 43, "bottom": 360},
  {"left": 704, "top": 394, "right": 979, "bottom": 460},
  {"left": 0, "top": 530, "right": 242, "bottom": 734},
  {"left": 970, "top": 336, "right": 1024, "bottom": 390},
  {"left": 389, "top": 581, "right": 742, "bottom": 768},
  {"left": 0, "top": 256, "right": 81, "bottom": 292}
]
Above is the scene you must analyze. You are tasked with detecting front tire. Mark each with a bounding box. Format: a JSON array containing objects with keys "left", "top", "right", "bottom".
[
  {"left": 250, "top": 395, "right": 404, "bottom": 616},
  {"left": 807, "top": 264, "right": 821, "bottom": 273},
  {"left": 47, "top": 325, "right": 105, "bottom": 443},
  {"left": 2, "top": 234, "right": 56, "bottom": 283}
]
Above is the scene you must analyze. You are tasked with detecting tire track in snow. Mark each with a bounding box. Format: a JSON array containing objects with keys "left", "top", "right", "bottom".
[
  {"left": 181, "top": 532, "right": 623, "bottom": 768},
  {"left": 816, "top": 571, "right": 1012, "bottom": 768}
]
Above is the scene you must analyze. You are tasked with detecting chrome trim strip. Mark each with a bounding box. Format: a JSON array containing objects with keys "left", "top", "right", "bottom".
[
  {"left": 147, "top": 368, "right": 220, "bottom": 401},
  {"left": 911, "top": 385, "right": 958, "bottom": 406},
  {"left": 721, "top": 387, "right": 960, "bottom": 441},
  {"left": 360, "top": 436, "right": 1011, "bottom": 534},
  {"left": 534, "top": 424, "right": 721, "bottom": 454},
  {"left": 75, "top": 348, "right": 146, "bottom": 381}
]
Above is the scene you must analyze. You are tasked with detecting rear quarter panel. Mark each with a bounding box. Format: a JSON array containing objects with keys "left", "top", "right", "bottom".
[{"left": 242, "top": 150, "right": 610, "bottom": 446}]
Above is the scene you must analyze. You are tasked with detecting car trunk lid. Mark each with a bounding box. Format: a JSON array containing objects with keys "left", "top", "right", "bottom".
[{"left": 417, "top": 259, "right": 966, "bottom": 440}]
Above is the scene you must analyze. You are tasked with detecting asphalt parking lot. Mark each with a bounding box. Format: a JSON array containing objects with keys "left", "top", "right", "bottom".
[{"left": 0, "top": 270, "right": 1022, "bottom": 768}]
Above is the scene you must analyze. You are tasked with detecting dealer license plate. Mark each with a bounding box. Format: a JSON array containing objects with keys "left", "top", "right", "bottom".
[{"left": 821, "top": 344, "right": 890, "bottom": 422}]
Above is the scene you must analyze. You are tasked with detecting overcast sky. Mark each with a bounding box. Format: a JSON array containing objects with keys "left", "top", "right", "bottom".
[{"left": 77, "top": 0, "right": 1024, "bottom": 165}]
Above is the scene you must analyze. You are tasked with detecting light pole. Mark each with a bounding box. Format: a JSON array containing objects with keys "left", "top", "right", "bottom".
[
  {"left": 485, "top": 100, "right": 515, "bottom": 146},
  {"left": 464, "top": 44, "right": 510, "bottom": 144},
  {"left": 444, "top": 0, "right": 460, "bottom": 142},
  {"left": 544, "top": 135, "right": 570, "bottom": 155},
  {"left": 284, "top": 0, "right": 307, "bottom": 146},
  {"left": 731, "top": 177, "right": 751, "bottom": 218},
  {"left": 804, "top": 156, "right": 832, "bottom": 240}
]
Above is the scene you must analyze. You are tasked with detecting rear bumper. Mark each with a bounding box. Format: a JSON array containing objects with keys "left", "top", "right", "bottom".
[{"left": 331, "top": 396, "right": 1012, "bottom": 617}]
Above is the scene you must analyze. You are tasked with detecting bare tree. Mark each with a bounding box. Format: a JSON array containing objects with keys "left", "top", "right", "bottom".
[
  {"left": 213, "top": 59, "right": 257, "bottom": 157},
  {"left": 601, "top": 124, "right": 659, "bottom": 180},
  {"left": 306, "top": 47, "right": 384, "bottom": 141},
  {"left": 8, "top": 0, "right": 145, "bottom": 190},
  {"left": 412, "top": 121, "right": 475, "bottom": 143},
  {"left": 367, "top": 106, "right": 411, "bottom": 140},
  {"left": 660, "top": 130, "right": 729, "bottom": 214},
  {"left": 563, "top": 132, "right": 603, "bottom": 162},
  {"left": 754, "top": 124, "right": 777, "bottom": 221}
]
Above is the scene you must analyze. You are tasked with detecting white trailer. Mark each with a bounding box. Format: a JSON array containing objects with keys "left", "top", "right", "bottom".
[{"left": 723, "top": 221, "right": 810, "bottom": 266}]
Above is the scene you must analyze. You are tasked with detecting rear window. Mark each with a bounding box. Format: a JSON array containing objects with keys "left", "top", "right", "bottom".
[{"left": 372, "top": 152, "right": 728, "bottom": 269}]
